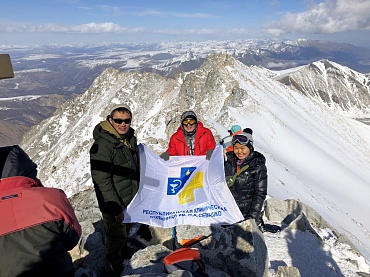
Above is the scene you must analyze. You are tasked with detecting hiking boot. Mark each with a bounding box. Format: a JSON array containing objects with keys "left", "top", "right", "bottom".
[
  {"left": 107, "top": 262, "right": 124, "bottom": 277},
  {"left": 136, "top": 224, "right": 152, "bottom": 241},
  {"left": 121, "top": 245, "right": 137, "bottom": 260}
]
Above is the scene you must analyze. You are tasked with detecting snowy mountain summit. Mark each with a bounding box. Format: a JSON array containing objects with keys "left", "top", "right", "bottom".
[
  {"left": 20, "top": 53, "right": 370, "bottom": 271},
  {"left": 275, "top": 59, "right": 370, "bottom": 118}
]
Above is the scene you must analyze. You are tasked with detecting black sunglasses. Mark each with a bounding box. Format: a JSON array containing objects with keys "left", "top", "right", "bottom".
[{"left": 112, "top": 118, "right": 132, "bottom": 124}]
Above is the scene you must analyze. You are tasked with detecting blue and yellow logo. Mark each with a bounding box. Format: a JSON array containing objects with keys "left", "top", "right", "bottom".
[{"left": 167, "top": 167, "right": 204, "bottom": 204}]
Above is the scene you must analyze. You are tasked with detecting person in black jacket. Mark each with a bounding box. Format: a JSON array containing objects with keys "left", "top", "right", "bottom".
[
  {"left": 90, "top": 104, "right": 151, "bottom": 276},
  {"left": 224, "top": 128, "right": 267, "bottom": 227}
]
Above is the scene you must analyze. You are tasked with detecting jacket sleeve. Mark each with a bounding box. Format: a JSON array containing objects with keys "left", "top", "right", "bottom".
[
  {"left": 246, "top": 163, "right": 268, "bottom": 223},
  {"left": 59, "top": 191, "right": 82, "bottom": 250},
  {"left": 206, "top": 130, "right": 216, "bottom": 151},
  {"left": 90, "top": 138, "right": 123, "bottom": 215},
  {"left": 166, "top": 134, "right": 179, "bottom": 156}
]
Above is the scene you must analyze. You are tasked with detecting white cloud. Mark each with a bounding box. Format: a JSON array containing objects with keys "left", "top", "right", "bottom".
[
  {"left": 70, "top": 22, "right": 125, "bottom": 33},
  {"left": 135, "top": 9, "right": 215, "bottom": 19},
  {"left": 263, "top": 0, "right": 370, "bottom": 36},
  {"left": 0, "top": 21, "right": 246, "bottom": 37},
  {"left": 153, "top": 28, "right": 216, "bottom": 35},
  {"left": 229, "top": 28, "right": 250, "bottom": 34},
  {"left": 0, "top": 22, "right": 146, "bottom": 34}
]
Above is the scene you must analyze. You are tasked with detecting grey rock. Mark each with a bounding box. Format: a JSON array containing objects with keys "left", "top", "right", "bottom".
[{"left": 276, "top": 266, "right": 301, "bottom": 277}]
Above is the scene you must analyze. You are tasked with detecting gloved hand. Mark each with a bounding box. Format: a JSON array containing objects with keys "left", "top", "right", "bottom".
[
  {"left": 206, "top": 149, "right": 213, "bottom": 160},
  {"left": 160, "top": 152, "right": 170, "bottom": 161}
]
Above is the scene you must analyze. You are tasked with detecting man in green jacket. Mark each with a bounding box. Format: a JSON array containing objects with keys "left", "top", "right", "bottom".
[{"left": 90, "top": 104, "right": 141, "bottom": 276}]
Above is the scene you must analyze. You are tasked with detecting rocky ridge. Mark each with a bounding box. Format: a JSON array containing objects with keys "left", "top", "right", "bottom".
[{"left": 70, "top": 188, "right": 369, "bottom": 277}]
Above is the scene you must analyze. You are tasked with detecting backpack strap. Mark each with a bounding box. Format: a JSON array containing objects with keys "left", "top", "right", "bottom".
[{"left": 226, "top": 164, "right": 249, "bottom": 187}]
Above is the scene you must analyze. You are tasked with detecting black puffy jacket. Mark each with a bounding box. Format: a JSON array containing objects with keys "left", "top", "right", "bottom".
[{"left": 224, "top": 151, "right": 267, "bottom": 224}]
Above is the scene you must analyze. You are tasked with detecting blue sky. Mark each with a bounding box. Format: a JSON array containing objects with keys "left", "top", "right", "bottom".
[{"left": 1, "top": 0, "right": 370, "bottom": 47}]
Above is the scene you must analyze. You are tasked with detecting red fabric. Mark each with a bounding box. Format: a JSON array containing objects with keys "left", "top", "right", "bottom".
[
  {"left": 164, "top": 248, "right": 202, "bottom": 265},
  {"left": 166, "top": 121, "right": 216, "bottom": 156},
  {"left": 0, "top": 176, "right": 81, "bottom": 237}
]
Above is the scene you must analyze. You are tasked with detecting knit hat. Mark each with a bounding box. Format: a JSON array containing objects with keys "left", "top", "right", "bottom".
[
  {"left": 228, "top": 125, "right": 242, "bottom": 135},
  {"left": 180, "top": 110, "right": 197, "bottom": 122},
  {"left": 243, "top": 128, "right": 253, "bottom": 150},
  {"left": 109, "top": 104, "right": 132, "bottom": 118}
]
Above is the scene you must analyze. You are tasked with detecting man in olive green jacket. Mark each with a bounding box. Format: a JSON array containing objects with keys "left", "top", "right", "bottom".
[{"left": 90, "top": 104, "right": 140, "bottom": 275}]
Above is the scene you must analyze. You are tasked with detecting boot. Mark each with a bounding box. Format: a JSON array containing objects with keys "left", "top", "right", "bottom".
[
  {"left": 136, "top": 224, "right": 152, "bottom": 241},
  {"left": 121, "top": 245, "right": 137, "bottom": 260},
  {"left": 107, "top": 262, "right": 123, "bottom": 277}
]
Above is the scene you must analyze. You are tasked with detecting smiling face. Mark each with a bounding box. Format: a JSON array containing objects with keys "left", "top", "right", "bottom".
[
  {"left": 233, "top": 143, "right": 251, "bottom": 160},
  {"left": 109, "top": 110, "right": 131, "bottom": 135},
  {"left": 182, "top": 118, "right": 197, "bottom": 133}
]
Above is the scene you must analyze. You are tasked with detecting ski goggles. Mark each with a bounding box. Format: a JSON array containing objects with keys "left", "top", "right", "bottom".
[
  {"left": 232, "top": 134, "right": 250, "bottom": 145},
  {"left": 112, "top": 118, "right": 132, "bottom": 124},
  {"left": 182, "top": 118, "right": 197, "bottom": 126}
]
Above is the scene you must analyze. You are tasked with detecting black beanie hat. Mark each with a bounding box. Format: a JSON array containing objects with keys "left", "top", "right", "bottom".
[
  {"left": 180, "top": 110, "right": 197, "bottom": 122},
  {"left": 0, "top": 145, "right": 37, "bottom": 180}
]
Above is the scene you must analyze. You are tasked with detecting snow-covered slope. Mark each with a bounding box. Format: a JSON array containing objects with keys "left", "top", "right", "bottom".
[
  {"left": 274, "top": 59, "right": 370, "bottom": 117},
  {"left": 20, "top": 53, "right": 370, "bottom": 264}
]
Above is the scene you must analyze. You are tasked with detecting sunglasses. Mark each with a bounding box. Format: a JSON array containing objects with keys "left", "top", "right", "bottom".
[
  {"left": 232, "top": 134, "right": 249, "bottom": 145},
  {"left": 182, "top": 118, "right": 197, "bottom": 126},
  {"left": 112, "top": 118, "right": 132, "bottom": 124}
]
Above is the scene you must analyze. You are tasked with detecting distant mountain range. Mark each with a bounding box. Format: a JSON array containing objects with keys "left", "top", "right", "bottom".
[{"left": 1, "top": 38, "right": 370, "bottom": 145}]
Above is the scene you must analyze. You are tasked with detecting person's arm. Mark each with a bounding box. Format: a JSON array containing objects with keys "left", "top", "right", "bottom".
[
  {"left": 90, "top": 139, "right": 123, "bottom": 216},
  {"left": 166, "top": 134, "right": 178, "bottom": 156},
  {"left": 206, "top": 130, "right": 216, "bottom": 150},
  {"left": 224, "top": 155, "right": 236, "bottom": 187},
  {"left": 57, "top": 190, "right": 82, "bottom": 250},
  {"left": 247, "top": 163, "right": 267, "bottom": 222}
]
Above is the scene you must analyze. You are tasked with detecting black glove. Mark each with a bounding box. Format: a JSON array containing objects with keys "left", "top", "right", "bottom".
[
  {"left": 206, "top": 149, "right": 213, "bottom": 160},
  {"left": 160, "top": 152, "right": 170, "bottom": 161},
  {"left": 136, "top": 224, "right": 152, "bottom": 241}
]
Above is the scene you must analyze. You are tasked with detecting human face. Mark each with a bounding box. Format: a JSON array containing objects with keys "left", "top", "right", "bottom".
[
  {"left": 233, "top": 143, "right": 251, "bottom": 160},
  {"left": 109, "top": 111, "right": 131, "bottom": 135},
  {"left": 182, "top": 118, "right": 197, "bottom": 133}
]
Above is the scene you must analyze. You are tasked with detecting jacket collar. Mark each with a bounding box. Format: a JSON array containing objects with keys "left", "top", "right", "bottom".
[
  {"left": 0, "top": 176, "right": 43, "bottom": 190},
  {"left": 100, "top": 120, "right": 121, "bottom": 139}
]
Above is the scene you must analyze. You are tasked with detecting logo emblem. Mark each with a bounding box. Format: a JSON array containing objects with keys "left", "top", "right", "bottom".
[
  {"left": 167, "top": 167, "right": 196, "bottom": 195},
  {"left": 167, "top": 167, "right": 205, "bottom": 204}
]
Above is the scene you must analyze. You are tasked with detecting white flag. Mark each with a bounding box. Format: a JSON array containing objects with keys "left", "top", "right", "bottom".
[{"left": 124, "top": 144, "right": 244, "bottom": 228}]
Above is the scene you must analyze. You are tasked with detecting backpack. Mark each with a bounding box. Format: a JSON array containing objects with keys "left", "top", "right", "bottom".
[{"left": 163, "top": 247, "right": 209, "bottom": 277}]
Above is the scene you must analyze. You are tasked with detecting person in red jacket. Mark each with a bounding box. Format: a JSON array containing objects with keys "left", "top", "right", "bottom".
[
  {"left": 161, "top": 110, "right": 216, "bottom": 159},
  {"left": 0, "top": 145, "right": 82, "bottom": 277}
]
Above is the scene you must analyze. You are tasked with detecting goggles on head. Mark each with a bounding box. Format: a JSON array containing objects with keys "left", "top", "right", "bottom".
[
  {"left": 182, "top": 118, "right": 197, "bottom": 126},
  {"left": 232, "top": 134, "right": 249, "bottom": 146}
]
